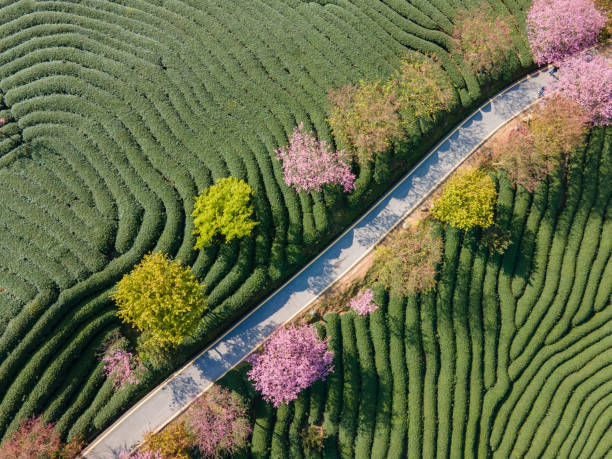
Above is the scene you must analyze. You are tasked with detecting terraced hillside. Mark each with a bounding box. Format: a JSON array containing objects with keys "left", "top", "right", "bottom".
[
  {"left": 222, "top": 127, "right": 612, "bottom": 458},
  {"left": 0, "top": 0, "right": 533, "bottom": 442}
]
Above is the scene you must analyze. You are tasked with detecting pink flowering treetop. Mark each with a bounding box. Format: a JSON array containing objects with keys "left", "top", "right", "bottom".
[
  {"left": 546, "top": 54, "right": 612, "bottom": 125},
  {"left": 185, "top": 385, "right": 251, "bottom": 458},
  {"left": 349, "top": 289, "right": 379, "bottom": 316},
  {"left": 247, "top": 324, "right": 334, "bottom": 407},
  {"left": 527, "top": 0, "right": 606, "bottom": 65},
  {"left": 0, "top": 416, "right": 82, "bottom": 459},
  {"left": 275, "top": 123, "right": 355, "bottom": 193},
  {"left": 102, "top": 349, "right": 144, "bottom": 390}
]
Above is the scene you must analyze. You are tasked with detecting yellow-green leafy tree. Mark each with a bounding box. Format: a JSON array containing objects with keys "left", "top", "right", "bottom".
[
  {"left": 113, "top": 252, "right": 207, "bottom": 350},
  {"left": 432, "top": 168, "right": 497, "bottom": 230},
  {"left": 142, "top": 423, "right": 193, "bottom": 459},
  {"left": 192, "top": 176, "right": 258, "bottom": 249}
]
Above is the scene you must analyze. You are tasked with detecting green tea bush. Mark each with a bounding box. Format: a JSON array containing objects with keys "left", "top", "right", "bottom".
[
  {"left": 370, "top": 303, "right": 392, "bottom": 459},
  {"left": 306, "top": 322, "right": 327, "bottom": 427},
  {"left": 43, "top": 328, "right": 116, "bottom": 424},
  {"left": 387, "top": 292, "right": 407, "bottom": 459},
  {"left": 288, "top": 393, "right": 307, "bottom": 459},
  {"left": 353, "top": 315, "right": 376, "bottom": 458},
  {"left": 321, "top": 313, "right": 341, "bottom": 458},
  {"left": 270, "top": 403, "right": 291, "bottom": 458},
  {"left": 250, "top": 398, "right": 273, "bottom": 459},
  {"left": 404, "top": 294, "right": 423, "bottom": 459},
  {"left": 338, "top": 314, "right": 358, "bottom": 458},
  {"left": 4, "top": 312, "right": 116, "bottom": 437}
]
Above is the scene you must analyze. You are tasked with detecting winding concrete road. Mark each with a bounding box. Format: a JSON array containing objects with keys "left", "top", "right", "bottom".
[{"left": 83, "top": 67, "right": 553, "bottom": 458}]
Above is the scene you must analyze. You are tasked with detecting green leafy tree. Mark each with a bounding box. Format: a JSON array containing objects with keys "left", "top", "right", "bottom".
[
  {"left": 192, "top": 177, "right": 258, "bottom": 249},
  {"left": 113, "top": 252, "right": 207, "bottom": 350},
  {"left": 432, "top": 168, "right": 497, "bottom": 230}
]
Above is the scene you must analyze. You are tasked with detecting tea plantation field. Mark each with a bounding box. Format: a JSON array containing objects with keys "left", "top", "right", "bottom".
[
  {"left": 0, "top": 0, "right": 533, "bottom": 443},
  {"left": 222, "top": 127, "right": 612, "bottom": 458}
]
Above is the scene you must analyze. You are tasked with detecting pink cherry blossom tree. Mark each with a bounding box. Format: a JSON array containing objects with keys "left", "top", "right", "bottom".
[
  {"left": 185, "top": 385, "right": 251, "bottom": 458},
  {"left": 527, "top": 0, "right": 607, "bottom": 65},
  {"left": 247, "top": 325, "right": 334, "bottom": 407},
  {"left": 349, "top": 289, "right": 379, "bottom": 316},
  {"left": 0, "top": 416, "right": 82, "bottom": 459},
  {"left": 275, "top": 123, "right": 355, "bottom": 193},
  {"left": 545, "top": 54, "right": 612, "bottom": 125},
  {"left": 102, "top": 349, "right": 144, "bottom": 390}
]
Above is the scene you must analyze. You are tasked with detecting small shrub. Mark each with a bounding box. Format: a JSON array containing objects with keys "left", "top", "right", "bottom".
[
  {"left": 113, "top": 252, "right": 207, "bottom": 350},
  {"left": 275, "top": 123, "right": 355, "bottom": 193},
  {"left": 247, "top": 325, "right": 334, "bottom": 407},
  {"left": 452, "top": 3, "right": 516, "bottom": 73},
  {"left": 192, "top": 176, "right": 258, "bottom": 249},
  {"left": 185, "top": 385, "right": 251, "bottom": 458},
  {"left": 135, "top": 337, "right": 174, "bottom": 370},
  {"left": 102, "top": 349, "right": 144, "bottom": 390},
  {"left": 142, "top": 423, "right": 193, "bottom": 459},
  {"left": 372, "top": 220, "right": 443, "bottom": 295},
  {"left": 302, "top": 424, "right": 326, "bottom": 454},
  {"left": 481, "top": 225, "right": 512, "bottom": 254},
  {"left": 349, "top": 289, "right": 379, "bottom": 316},
  {"left": 527, "top": 0, "right": 606, "bottom": 65},
  {"left": 432, "top": 169, "right": 497, "bottom": 230}
]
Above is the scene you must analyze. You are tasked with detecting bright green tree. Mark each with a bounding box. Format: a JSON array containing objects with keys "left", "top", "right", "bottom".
[
  {"left": 192, "top": 177, "right": 258, "bottom": 249},
  {"left": 432, "top": 168, "right": 497, "bottom": 230},
  {"left": 113, "top": 252, "right": 207, "bottom": 350}
]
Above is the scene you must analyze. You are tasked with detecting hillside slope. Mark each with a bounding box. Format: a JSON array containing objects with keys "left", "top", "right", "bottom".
[
  {"left": 0, "top": 0, "right": 531, "bottom": 441},
  {"left": 223, "top": 127, "right": 612, "bottom": 458}
]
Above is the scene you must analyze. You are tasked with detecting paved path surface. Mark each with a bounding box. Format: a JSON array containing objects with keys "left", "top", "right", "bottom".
[{"left": 83, "top": 67, "right": 552, "bottom": 458}]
